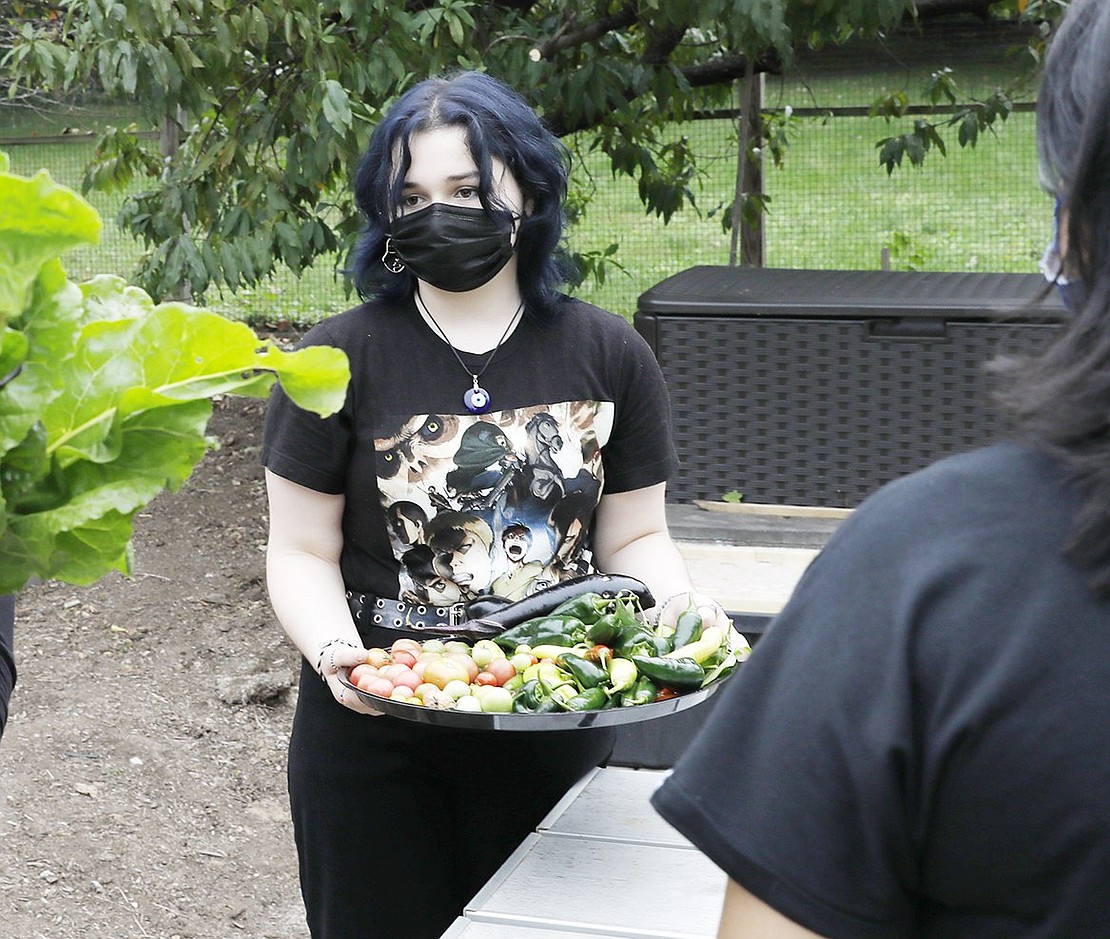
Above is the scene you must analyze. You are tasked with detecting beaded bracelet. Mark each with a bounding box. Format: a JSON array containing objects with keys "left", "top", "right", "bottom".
[
  {"left": 315, "top": 638, "right": 359, "bottom": 680},
  {"left": 650, "top": 591, "right": 728, "bottom": 627}
]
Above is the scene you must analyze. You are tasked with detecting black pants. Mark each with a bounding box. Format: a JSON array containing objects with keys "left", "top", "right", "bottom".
[{"left": 287, "top": 654, "right": 615, "bottom": 939}]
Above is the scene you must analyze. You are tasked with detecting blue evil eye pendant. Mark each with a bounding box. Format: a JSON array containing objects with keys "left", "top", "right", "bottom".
[{"left": 464, "top": 378, "right": 491, "bottom": 414}]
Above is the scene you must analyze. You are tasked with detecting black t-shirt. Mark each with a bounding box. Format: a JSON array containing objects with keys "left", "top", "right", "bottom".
[
  {"left": 262, "top": 295, "right": 677, "bottom": 603},
  {"left": 0, "top": 594, "right": 15, "bottom": 738},
  {"left": 653, "top": 443, "right": 1110, "bottom": 938}
]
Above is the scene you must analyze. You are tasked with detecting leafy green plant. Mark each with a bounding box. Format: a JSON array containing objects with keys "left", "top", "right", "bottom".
[
  {"left": 882, "top": 229, "right": 929, "bottom": 271},
  {"left": 0, "top": 154, "right": 350, "bottom": 595}
]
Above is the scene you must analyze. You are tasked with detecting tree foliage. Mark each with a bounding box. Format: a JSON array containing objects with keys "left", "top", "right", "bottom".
[
  {"left": 3, "top": 1, "right": 1062, "bottom": 301},
  {"left": 871, "top": 1, "right": 1069, "bottom": 173}
]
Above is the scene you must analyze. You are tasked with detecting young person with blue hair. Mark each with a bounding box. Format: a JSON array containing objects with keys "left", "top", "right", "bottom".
[
  {"left": 262, "top": 71, "right": 729, "bottom": 939},
  {"left": 653, "top": 1, "right": 1110, "bottom": 935}
]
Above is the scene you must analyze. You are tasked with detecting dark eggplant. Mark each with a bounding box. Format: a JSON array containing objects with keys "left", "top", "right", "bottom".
[
  {"left": 455, "top": 574, "right": 654, "bottom": 635},
  {"left": 464, "top": 594, "right": 513, "bottom": 620}
]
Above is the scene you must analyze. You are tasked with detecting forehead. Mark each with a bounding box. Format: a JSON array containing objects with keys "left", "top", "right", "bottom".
[{"left": 402, "top": 125, "right": 476, "bottom": 178}]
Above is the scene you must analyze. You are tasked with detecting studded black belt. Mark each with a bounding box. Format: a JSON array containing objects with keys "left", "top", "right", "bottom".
[{"left": 346, "top": 591, "right": 467, "bottom": 633}]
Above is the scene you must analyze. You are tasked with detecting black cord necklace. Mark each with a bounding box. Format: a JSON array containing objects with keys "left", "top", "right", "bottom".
[{"left": 415, "top": 288, "right": 524, "bottom": 415}]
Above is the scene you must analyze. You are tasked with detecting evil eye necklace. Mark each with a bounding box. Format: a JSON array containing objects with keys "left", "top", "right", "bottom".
[{"left": 415, "top": 288, "right": 524, "bottom": 415}]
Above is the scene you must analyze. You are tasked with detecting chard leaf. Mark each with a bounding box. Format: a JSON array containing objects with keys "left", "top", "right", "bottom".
[
  {"left": 0, "top": 157, "right": 350, "bottom": 595},
  {"left": 0, "top": 169, "right": 101, "bottom": 324}
]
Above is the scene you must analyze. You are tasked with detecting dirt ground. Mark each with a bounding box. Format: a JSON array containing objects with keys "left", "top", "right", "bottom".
[{"left": 0, "top": 389, "right": 313, "bottom": 938}]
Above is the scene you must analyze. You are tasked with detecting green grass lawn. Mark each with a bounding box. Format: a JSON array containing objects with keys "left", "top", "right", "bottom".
[{"left": 2, "top": 48, "right": 1050, "bottom": 325}]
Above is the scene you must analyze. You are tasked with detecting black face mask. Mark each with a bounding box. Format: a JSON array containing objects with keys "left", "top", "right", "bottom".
[{"left": 389, "top": 204, "right": 515, "bottom": 292}]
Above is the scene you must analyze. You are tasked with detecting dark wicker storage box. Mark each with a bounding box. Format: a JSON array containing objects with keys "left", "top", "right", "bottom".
[{"left": 635, "top": 267, "right": 1066, "bottom": 507}]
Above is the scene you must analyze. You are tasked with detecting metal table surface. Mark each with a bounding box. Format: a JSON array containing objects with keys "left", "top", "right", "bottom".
[
  {"left": 441, "top": 766, "right": 727, "bottom": 939},
  {"left": 536, "top": 764, "right": 692, "bottom": 847},
  {"left": 439, "top": 920, "right": 616, "bottom": 939}
]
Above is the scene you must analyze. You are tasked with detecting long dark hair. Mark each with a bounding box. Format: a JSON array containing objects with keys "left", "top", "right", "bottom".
[
  {"left": 997, "top": 0, "right": 1110, "bottom": 593},
  {"left": 348, "top": 71, "right": 572, "bottom": 315}
]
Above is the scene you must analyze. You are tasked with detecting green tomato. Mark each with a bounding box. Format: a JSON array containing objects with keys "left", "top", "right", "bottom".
[
  {"left": 455, "top": 695, "right": 483, "bottom": 712},
  {"left": 474, "top": 685, "right": 513, "bottom": 713},
  {"left": 509, "top": 652, "right": 536, "bottom": 672},
  {"left": 471, "top": 639, "right": 506, "bottom": 669},
  {"left": 443, "top": 679, "right": 472, "bottom": 701}
]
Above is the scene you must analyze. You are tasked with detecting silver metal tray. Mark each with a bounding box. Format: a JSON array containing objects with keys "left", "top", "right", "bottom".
[{"left": 338, "top": 671, "right": 730, "bottom": 731}]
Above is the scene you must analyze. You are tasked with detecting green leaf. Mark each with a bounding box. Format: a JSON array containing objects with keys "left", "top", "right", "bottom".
[
  {"left": 322, "top": 79, "right": 354, "bottom": 132},
  {"left": 0, "top": 166, "right": 101, "bottom": 324},
  {"left": 958, "top": 112, "right": 980, "bottom": 148}
]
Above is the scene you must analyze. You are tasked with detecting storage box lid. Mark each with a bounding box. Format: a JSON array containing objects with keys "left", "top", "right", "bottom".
[{"left": 637, "top": 266, "right": 1067, "bottom": 321}]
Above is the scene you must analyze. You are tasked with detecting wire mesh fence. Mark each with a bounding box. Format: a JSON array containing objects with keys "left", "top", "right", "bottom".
[{"left": 3, "top": 110, "right": 1048, "bottom": 324}]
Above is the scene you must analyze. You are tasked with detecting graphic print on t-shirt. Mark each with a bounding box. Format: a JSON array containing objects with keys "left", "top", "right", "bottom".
[{"left": 375, "top": 401, "right": 614, "bottom": 605}]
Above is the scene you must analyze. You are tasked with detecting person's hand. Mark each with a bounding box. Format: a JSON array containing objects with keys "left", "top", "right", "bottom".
[
  {"left": 655, "top": 590, "right": 731, "bottom": 633},
  {"left": 315, "top": 639, "right": 386, "bottom": 716}
]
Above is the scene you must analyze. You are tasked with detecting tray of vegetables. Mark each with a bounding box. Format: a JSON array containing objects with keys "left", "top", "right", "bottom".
[{"left": 338, "top": 576, "right": 750, "bottom": 730}]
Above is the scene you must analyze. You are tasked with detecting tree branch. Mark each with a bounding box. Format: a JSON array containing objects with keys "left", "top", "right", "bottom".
[
  {"left": 537, "top": 2, "right": 639, "bottom": 59},
  {"left": 681, "top": 52, "right": 783, "bottom": 88},
  {"left": 912, "top": 0, "right": 995, "bottom": 18},
  {"left": 642, "top": 23, "right": 686, "bottom": 67}
]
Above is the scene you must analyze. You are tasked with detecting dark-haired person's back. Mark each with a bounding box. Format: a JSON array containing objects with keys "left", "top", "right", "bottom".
[{"left": 654, "top": 441, "right": 1110, "bottom": 936}]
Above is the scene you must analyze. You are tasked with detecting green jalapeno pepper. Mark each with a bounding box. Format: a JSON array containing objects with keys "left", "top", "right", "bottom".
[
  {"left": 550, "top": 591, "right": 609, "bottom": 624},
  {"left": 615, "top": 622, "right": 655, "bottom": 656},
  {"left": 512, "top": 679, "right": 543, "bottom": 713},
  {"left": 672, "top": 608, "right": 704, "bottom": 650},
  {"left": 513, "top": 678, "right": 564, "bottom": 713},
  {"left": 494, "top": 615, "right": 585, "bottom": 650},
  {"left": 651, "top": 633, "right": 673, "bottom": 656},
  {"left": 556, "top": 685, "right": 610, "bottom": 712},
  {"left": 631, "top": 654, "right": 706, "bottom": 690},
  {"left": 585, "top": 611, "right": 621, "bottom": 645},
  {"left": 559, "top": 651, "right": 609, "bottom": 689},
  {"left": 620, "top": 674, "right": 660, "bottom": 707}
]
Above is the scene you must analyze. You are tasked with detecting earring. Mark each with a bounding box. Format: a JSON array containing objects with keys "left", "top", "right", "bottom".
[{"left": 382, "top": 238, "right": 405, "bottom": 274}]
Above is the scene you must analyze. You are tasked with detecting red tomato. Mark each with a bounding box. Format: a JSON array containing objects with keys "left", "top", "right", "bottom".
[
  {"left": 392, "top": 669, "right": 422, "bottom": 691},
  {"left": 391, "top": 650, "right": 417, "bottom": 668},
  {"left": 378, "top": 664, "right": 410, "bottom": 683},
  {"left": 474, "top": 671, "right": 500, "bottom": 687},
  {"left": 358, "top": 675, "right": 395, "bottom": 697},
  {"left": 349, "top": 664, "right": 378, "bottom": 686},
  {"left": 390, "top": 638, "right": 422, "bottom": 656},
  {"left": 485, "top": 657, "right": 517, "bottom": 685}
]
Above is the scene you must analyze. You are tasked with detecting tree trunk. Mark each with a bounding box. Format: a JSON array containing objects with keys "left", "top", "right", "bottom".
[{"left": 730, "top": 67, "right": 765, "bottom": 267}]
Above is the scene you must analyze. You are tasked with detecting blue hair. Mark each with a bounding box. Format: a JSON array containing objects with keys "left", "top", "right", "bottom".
[{"left": 349, "top": 71, "right": 572, "bottom": 314}]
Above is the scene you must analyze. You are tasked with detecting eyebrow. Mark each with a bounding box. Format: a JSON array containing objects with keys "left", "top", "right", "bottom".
[{"left": 402, "top": 171, "right": 480, "bottom": 190}]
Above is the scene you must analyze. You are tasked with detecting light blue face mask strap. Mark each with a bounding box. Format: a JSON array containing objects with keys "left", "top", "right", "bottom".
[{"left": 1040, "top": 196, "right": 1069, "bottom": 284}]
